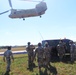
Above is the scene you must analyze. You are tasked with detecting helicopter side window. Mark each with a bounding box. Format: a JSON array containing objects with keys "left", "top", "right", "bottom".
[{"left": 14, "top": 12, "right": 16, "bottom": 14}]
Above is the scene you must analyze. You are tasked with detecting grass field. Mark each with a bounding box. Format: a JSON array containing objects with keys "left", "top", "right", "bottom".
[{"left": 0, "top": 54, "right": 76, "bottom": 75}]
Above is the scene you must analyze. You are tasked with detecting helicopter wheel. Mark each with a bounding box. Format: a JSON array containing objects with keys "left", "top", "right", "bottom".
[
  {"left": 23, "top": 18, "right": 25, "bottom": 20},
  {"left": 40, "top": 15, "right": 41, "bottom": 18}
]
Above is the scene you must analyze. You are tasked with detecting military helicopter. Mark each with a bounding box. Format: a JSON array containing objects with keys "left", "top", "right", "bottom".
[{"left": 0, "top": 0, "right": 47, "bottom": 20}]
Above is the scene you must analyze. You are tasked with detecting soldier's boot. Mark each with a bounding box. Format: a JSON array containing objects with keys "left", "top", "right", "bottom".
[{"left": 4, "top": 71, "right": 10, "bottom": 75}]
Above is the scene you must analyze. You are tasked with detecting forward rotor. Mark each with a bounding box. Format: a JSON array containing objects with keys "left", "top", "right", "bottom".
[
  {"left": 0, "top": 0, "right": 12, "bottom": 15},
  {"left": 0, "top": 9, "right": 10, "bottom": 15}
]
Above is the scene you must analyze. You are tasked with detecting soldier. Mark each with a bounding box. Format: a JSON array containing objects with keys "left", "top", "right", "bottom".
[
  {"left": 57, "top": 40, "right": 65, "bottom": 61},
  {"left": 3, "top": 46, "right": 14, "bottom": 74},
  {"left": 69, "top": 41, "right": 76, "bottom": 62},
  {"left": 26, "top": 42, "right": 35, "bottom": 68},
  {"left": 43, "top": 42, "right": 51, "bottom": 69},
  {"left": 34, "top": 43, "right": 44, "bottom": 72}
]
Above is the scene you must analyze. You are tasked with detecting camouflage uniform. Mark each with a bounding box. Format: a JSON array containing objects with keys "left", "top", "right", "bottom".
[
  {"left": 57, "top": 41, "right": 65, "bottom": 61},
  {"left": 69, "top": 41, "right": 76, "bottom": 62},
  {"left": 3, "top": 46, "right": 14, "bottom": 72},
  {"left": 34, "top": 43, "right": 44, "bottom": 71},
  {"left": 43, "top": 42, "right": 51, "bottom": 67},
  {"left": 26, "top": 42, "right": 35, "bottom": 68}
]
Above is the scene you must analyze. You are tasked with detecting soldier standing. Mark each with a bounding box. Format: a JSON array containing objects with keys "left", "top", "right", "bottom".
[
  {"left": 43, "top": 42, "right": 51, "bottom": 70},
  {"left": 3, "top": 46, "right": 14, "bottom": 74},
  {"left": 26, "top": 42, "right": 35, "bottom": 68},
  {"left": 34, "top": 43, "right": 44, "bottom": 72},
  {"left": 57, "top": 40, "right": 65, "bottom": 61},
  {"left": 69, "top": 41, "right": 76, "bottom": 62}
]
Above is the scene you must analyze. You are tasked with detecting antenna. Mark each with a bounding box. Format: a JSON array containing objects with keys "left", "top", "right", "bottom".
[{"left": 39, "top": 31, "right": 44, "bottom": 40}]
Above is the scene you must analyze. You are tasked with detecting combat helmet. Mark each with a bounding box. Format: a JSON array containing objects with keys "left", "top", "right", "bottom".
[
  {"left": 44, "top": 42, "right": 48, "bottom": 47},
  {"left": 38, "top": 42, "right": 41, "bottom": 46},
  {"left": 27, "top": 42, "right": 31, "bottom": 45},
  {"left": 59, "top": 40, "right": 62, "bottom": 44},
  {"left": 69, "top": 40, "right": 73, "bottom": 44}
]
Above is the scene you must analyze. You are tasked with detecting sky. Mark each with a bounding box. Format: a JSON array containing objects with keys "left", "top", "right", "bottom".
[{"left": 0, "top": 0, "right": 76, "bottom": 46}]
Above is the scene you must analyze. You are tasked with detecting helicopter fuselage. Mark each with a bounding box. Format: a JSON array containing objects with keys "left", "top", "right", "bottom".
[{"left": 9, "top": 2, "right": 47, "bottom": 19}]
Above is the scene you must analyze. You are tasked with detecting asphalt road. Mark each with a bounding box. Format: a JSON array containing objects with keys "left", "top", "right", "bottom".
[{"left": 0, "top": 50, "right": 27, "bottom": 56}]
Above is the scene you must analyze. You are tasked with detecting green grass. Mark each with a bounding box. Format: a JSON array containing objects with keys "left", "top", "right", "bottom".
[{"left": 0, "top": 54, "right": 76, "bottom": 75}]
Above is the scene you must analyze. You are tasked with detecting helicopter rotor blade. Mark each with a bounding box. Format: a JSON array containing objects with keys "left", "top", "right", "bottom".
[
  {"left": 8, "top": 0, "right": 13, "bottom": 9},
  {"left": 0, "top": 10, "right": 10, "bottom": 15},
  {"left": 42, "top": 0, "right": 44, "bottom": 1},
  {"left": 20, "top": 0, "right": 41, "bottom": 2}
]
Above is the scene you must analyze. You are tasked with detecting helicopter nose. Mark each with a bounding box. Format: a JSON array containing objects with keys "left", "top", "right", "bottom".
[
  {"left": 9, "top": 13, "right": 12, "bottom": 18},
  {"left": 9, "top": 14, "right": 11, "bottom": 18},
  {"left": 9, "top": 14, "right": 13, "bottom": 18}
]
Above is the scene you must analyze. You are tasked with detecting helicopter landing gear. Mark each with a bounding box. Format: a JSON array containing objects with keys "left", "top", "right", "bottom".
[
  {"left": 40, "top": 15, "right": 41, "bottom": 18},
  {"left": 23, "top": 18, "right": 25, "bottom": 20}
]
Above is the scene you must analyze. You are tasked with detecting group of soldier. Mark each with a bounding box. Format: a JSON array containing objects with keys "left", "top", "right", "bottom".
[
  {"left": 3, "top": 40, "right": 76, "bottom": 74},
  {"left": 26, "top": 40, "right": 76, "bottom": 72},
  {"left": 57, "top": 40, "right": 76, "bottom": 62},
  {"left": 26, "top": 42, "right": 51, "bottom": 72}
]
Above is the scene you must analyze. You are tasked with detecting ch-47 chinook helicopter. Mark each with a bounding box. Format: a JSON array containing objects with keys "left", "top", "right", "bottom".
[{"left": 0, "top": 0, "right": 47, "bottom": 20}]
